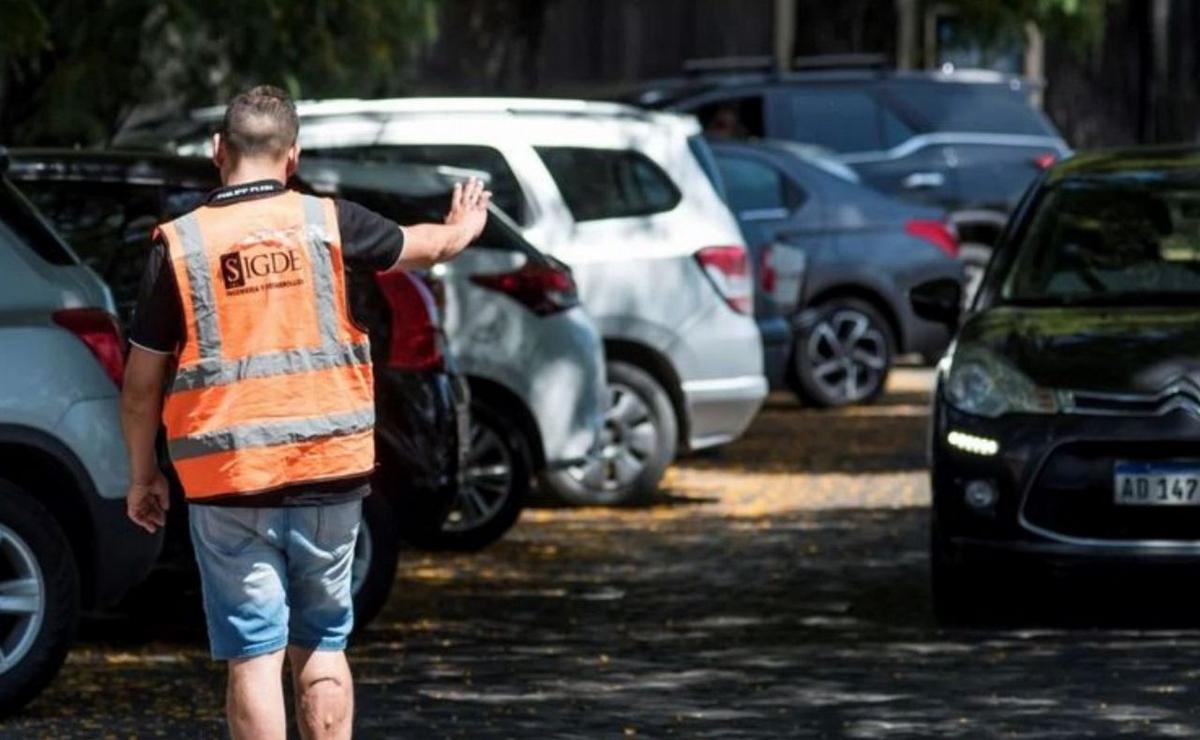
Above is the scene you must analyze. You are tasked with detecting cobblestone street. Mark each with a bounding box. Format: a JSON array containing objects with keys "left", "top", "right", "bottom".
[{"left": 6, "top": 369, "right": 1200, "bottom": 738}]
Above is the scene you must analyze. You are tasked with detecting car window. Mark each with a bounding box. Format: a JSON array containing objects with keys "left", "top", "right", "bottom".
[
  {"left": 884, "top": 83, "right": 1056, "bottom": 136},
  {"left": 1000, "top": 180, "right": 1200, "bottom": 306},
  {"left": 784, "top": 89, "right": 883, "bottom": 153},
  {"left": 535, "top": 147, "right": 681, "bottom": 222},
  {"left": 691, "top": 95, "right": 767, "bottom": 139},
  {"left": 334, "top": 185, "right": 532, "bottom": 255},
  {"left": 302, "top": 144, "right": 529, "bottom": 225},
  {"left": 18, "top": 180, "right": 168, "bottom": 321},
  {"left": 0, "top": 177, "right": 77, "bottom": 266},
  {"left": 714, "top": 154, "right": 803, "bottom": 215}
]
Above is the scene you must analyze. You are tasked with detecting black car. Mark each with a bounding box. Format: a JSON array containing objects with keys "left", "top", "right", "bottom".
[
  {"left": 617, "top": 58, "right": 1069, "bottom": 279},
  {"left": 710, "top": 138, "right": 963, "bottom": 406},
  {"left": 919, "top": 145, "right": 1200, "bottom": 623},
  {"left": 7, "top": 150, "right": 468, "bottom": 629}
]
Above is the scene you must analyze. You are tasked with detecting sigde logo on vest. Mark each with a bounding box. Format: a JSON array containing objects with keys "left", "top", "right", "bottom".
[{"left": 220, "top": 249, "right": 305, "bottom": 294}]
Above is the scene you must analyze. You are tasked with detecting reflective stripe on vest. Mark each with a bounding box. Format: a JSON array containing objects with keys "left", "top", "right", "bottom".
[
  {"left": 168, "top": 405, "right": 375, "bottom": 461},
  {"left": 157, "top": 191, "right": 375, "bottom": 500}
]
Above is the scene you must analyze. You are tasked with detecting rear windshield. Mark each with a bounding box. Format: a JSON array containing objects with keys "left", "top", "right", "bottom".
[
  {"left": 303, "top": 144, "right": 529, "bottom": 225},
  {"left": 334, "top": 185, "right": 535, "bottom": 257},
  {"left": 1000, "top": 179, "right": 1200, "bottom": 306},
  {"left": 884, "top": 82, "right": 1055, "bottom": 136},
  {"left": 535, "top": 147, "right": 681, "bottom": 222},
  {"left": 0, "top": 177, "right": 77, "bottom": 266}
]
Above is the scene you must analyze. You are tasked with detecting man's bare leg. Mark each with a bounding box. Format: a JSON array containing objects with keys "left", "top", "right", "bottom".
[
  {"left": 227, "top": 650, "right": 287, "bottom": 740},
  {"left": 288, "top": 646, "right": 354, "bottom": 740}
]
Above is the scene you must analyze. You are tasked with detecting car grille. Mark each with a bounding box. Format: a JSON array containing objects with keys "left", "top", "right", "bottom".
[
  {"left": 1068, "top": 381, "right": 1200, "bottom": 418},
  {"left": 1023, "top": 441, "right": 1200, "bottom": 542}
]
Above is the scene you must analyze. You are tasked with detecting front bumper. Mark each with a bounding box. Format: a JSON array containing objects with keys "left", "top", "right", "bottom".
[{"left": 932, "top": 393, "right": 1200, "bottom": 563}]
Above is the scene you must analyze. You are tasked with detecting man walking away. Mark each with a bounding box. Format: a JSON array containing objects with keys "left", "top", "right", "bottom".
[{"left": 120, "top": 85, "right": 490, "bottom": 739}]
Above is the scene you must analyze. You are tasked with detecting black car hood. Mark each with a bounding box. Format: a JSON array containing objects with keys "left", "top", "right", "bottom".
[{"left": 958, "top": 306, "right": 1200, "bottom": 394}]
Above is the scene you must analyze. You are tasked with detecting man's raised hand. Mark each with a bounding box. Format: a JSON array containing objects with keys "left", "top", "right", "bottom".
[{"left": 445, "top": 177, "right": 492, "bottom": 244}]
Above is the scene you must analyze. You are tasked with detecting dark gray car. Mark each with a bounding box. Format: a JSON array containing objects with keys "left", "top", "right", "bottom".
[{"left": 710, "top": 138, "right": 965, "bottom": 407}]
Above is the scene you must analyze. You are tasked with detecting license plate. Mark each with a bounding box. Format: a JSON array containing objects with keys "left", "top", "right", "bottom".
[{"left": 1114, "top": 461, "right": 1200, "bottom": 505}]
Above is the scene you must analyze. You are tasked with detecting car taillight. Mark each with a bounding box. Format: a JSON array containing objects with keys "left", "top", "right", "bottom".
[
  {"left": 905, "top": 219, "right": 960, "bottom": 259},
  {"left": 470, "top": 260, "right": 579, "bottom": 316},
  {"left": 373, "top": 271, "right": 444, "bottom": 371},
  {"left": 758, "top": 245, "right": 777, "bottom": 294},
  {"left": 1033, "top": 152, "right": 1057, "bottom": 170},
  {"left": 696, "top": 245, "right": 752, "bottom": 315},
  {"left": 52, "top": 308, "right": 125, "bottom": 388}
]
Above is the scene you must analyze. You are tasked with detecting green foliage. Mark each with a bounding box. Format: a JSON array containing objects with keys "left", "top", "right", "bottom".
[
  {"left": 0, "top": 0, "right": 440, "bottom": 146},
  {"left": 941, "top": 0, "right": 1110, "bottom": 57}
]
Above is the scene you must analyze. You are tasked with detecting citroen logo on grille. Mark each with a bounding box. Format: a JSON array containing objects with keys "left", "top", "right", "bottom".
[{"left": 1069, "top": 376, "right": 1200, "bottom": 418}]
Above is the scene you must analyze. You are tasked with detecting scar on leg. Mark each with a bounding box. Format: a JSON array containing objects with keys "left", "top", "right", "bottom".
[{"left": 304, "top": 677, "right": 344, "bottom": 689}]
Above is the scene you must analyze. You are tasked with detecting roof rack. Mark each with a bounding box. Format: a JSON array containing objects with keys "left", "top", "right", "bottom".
[
  {"left": 791, "top": 53, "right": 889, "bottom": 71},
  {"left": 682, "top": 56, "right": 778, "bottom": 75}
]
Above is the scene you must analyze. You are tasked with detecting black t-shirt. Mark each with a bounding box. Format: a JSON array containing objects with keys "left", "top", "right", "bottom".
[{"left": 129, "top": 179, "right": 404, "bottom": 507}]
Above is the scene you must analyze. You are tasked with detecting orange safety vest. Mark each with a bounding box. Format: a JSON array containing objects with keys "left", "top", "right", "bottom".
[{"left": 155, "top": 190, "right": 375, "bottom": 501}]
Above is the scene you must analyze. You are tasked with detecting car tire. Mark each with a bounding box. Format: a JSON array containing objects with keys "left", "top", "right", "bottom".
[
  {"left": 542, "top": 360, "right": 678, "bottom": 506},
  {"left": 790, "top": 298, "right": 894, "bottom": 408},
  {"left": 351, "top": 492, "right": 399, "bottom": 633},
  {"left": 0, "top": 478, "right": 80, "bottom": 716},
  {"left": 425, "top": 400, "right": 529, "bottom": 552}
]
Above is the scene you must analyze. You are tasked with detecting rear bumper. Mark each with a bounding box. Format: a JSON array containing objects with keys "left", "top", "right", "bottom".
[
  {"left": 528, "top": 306, "right": 607, "bottom": 467},
  {"left": 683, "top": 375, "right": 768, "bottom": 450},
  {"left": 372, "top": 367, "right": 462, "bottom": 539},
  {"left": 55, "top": 397, "right": 164, "bottom": 607}
]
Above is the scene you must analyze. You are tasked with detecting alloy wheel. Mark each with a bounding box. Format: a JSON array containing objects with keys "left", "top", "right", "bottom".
[
  {"left": 445, "top": 418, "right": 513, "bottom": 532},
  {"left": 805, "top": 308, "right": 888, "bottom": 404},
  {"left": 566, "top": 382, "right": 659, "bottom": 492},
  {"left": 0, "top": 524, "right": 45, "bottom": 675}
]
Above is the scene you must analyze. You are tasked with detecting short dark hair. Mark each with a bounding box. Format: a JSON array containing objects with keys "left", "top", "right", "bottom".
[{"left": 219, "top": 85, "right": 299, "bottom": 160}]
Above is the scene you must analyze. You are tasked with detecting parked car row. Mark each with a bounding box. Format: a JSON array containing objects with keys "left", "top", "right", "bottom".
[
  {"left": 0, "top": 70, "right": 1002, "bottom": 708},
  {"left": 120, "top": 97, "right": 770, "bottom": 504},
  {"left": 610, "top": 56, "right": 1070, "bottom": 301}
]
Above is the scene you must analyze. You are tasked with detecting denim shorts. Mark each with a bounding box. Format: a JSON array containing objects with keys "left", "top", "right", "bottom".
[{"left": 188, "top": 500, "right": 361, "bottom": 661}]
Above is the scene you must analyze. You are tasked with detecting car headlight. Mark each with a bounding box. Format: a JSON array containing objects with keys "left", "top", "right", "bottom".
[{"left": 945, "top": 346, "right": 1063, "bottom": 418}]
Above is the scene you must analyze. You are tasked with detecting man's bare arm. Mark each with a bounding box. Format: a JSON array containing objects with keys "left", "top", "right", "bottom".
[
  {"left": 121, "top": 347, "right": 172, "bottom": 533},
  {"left": 389, "top": 177, "right": 492, "bottom": 271}
]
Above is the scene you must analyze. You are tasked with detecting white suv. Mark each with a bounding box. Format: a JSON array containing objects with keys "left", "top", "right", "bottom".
[
  {"left": 123, "top": 98, "right": 768, "bottom": 504},
  {"left": 0, "top": 151, "right": 162, "bottom": 712}
]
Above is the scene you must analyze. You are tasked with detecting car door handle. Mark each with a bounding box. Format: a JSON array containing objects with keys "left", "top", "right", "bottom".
[{"left": 901, "top": 171, "right": 946, "bottom": 190}]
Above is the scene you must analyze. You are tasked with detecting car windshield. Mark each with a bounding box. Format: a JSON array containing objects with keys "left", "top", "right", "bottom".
[{"left": 1000, "top": 179, "right": 1200, "bottom": 306}]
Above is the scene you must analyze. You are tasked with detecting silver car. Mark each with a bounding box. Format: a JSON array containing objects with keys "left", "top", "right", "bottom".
[
  {"left": 301, "top": 160, "right": 607, "bottom": 541},
  {"left": 0, "top": 151, "right": 162, "bottom": 712}
]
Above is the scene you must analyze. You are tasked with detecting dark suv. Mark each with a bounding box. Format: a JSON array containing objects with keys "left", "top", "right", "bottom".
[{"left": 618, "top": 61, "right": 1069, "bottom": 266}]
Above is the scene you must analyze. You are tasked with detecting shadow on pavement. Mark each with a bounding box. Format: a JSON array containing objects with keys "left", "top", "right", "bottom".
[{"left": 23, "top": 505, "right": 1199, "bottom": 739}]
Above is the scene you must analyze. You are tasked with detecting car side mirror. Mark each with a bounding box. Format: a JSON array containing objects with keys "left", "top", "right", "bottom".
[{"left": 910, "top": 278, "right": 962, "bottom": 328}]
